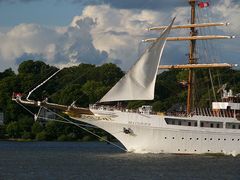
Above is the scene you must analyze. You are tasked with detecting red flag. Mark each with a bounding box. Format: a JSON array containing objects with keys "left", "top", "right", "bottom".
[
  {"left": 198, "top": 2, "right": 210, "bottom": 8},
  {"left": 12, "top": 92, "right": 22, "bottom": 98}
]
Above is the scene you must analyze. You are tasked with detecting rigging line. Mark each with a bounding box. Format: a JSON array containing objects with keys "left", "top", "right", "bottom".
[
  {"left": 26, "top": 68, "right": 62, "bottom": 101},
  {"left": 37, "top": 116, "right": 98, "bottom": 129},
  {"left": 194, "top": 10, "right": 206, "bottom": 105},
  {"left": 196, "top": 10, "right": 217, "bottom": 105},
  {"left": 46, "top": 67, "right": 93, "bottom": 101},
  {"left": 200, "top": 6, "right": 224, "bottom": 92},
  {"left": 22, "top": 67, "right": 59, "bottom": 96},
  {"left": 41, "top": 106, "right": 127, "bottom": 152},
  {"left": 14, "top": 101, "right": 126, "bottom": 151},
  {"left": 15, "top": 101, "right": 35, "bottom": 116},
  {"left": 209, "top": 69, "right": 217, "bottom": 101},
  {"left": 204, "top": 6, "right": 223, "bottom": 89}
]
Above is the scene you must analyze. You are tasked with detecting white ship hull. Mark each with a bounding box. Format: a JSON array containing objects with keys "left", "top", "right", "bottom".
[{"left": 71, "top": 109, "right": 240, "bottom": 156}]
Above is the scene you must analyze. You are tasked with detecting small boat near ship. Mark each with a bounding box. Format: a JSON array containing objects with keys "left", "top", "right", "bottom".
[{"left": 13, "top": 0, "right": 240, "bottom": 155}]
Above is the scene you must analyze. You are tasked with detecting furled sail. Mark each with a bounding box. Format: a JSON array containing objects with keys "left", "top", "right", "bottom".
[{"left": 100, "top": 18, "right": 175, "bottom": 102}]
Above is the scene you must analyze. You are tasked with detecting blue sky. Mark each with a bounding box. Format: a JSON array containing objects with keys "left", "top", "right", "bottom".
[
  {"left": 0, "top": 0, "right": 239, "bottom": 72},
  {"left": 0, "top": 0, "right": 82, "bottom": 27}
]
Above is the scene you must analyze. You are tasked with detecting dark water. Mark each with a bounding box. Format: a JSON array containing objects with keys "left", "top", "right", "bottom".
[{"left": 0, "top": 141, "right": 239, "bottom": 180}]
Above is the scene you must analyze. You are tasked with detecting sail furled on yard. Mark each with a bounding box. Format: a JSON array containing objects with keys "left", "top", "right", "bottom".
[{"left": 100, "top": 18, "right": 175, "bottom": 102}]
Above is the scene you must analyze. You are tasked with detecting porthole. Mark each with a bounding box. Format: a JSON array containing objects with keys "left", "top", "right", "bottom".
[
  {"left": 208, "top": 150, "right": 210, "bottom": 152},
  {"left": 218, "top": 138, "right": 220, "bottom": 141},
  {"left": 238, "top": 139, "right": 240, "bottom": 141},
  {"left": 232, "top": 139, "right": 234, "bottom": 141},
  {"left": 210, "top": 138, "right": 212, "bottom": 140},
  {"left": 190, "top": 138, "right": 192, "bottom": 140},
  {"left": 224, "top": 138, "right": 226, "bottom": 141},
  {"left": 204, "top": 138, "right": 207, "bottom": 140},
  {"left": 182, "top": 137, "right": 184, "bottom": 140},
  {"left": 196, "top": 138, "right": 199, "bottom": 140},
  {"left": 194, "top": 150, "right": 197, "bottom": 152},
  {"left": 178, "top": 149, "right": 180, "bottom": 151},
  {"left": 172, "top": 137, "right": 175, "bottom": 139},
  {"left": 165, "top": 137, "right": 167, "bottom": 139}
]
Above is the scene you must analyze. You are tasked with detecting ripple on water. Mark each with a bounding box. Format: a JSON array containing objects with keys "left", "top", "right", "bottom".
[{"left": 0, "top": 141, "right": 239, "bottom": 180}]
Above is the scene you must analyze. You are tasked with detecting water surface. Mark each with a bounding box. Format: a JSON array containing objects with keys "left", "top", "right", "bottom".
[{"left": 0, "top": 141, "right": 239, "bottom": 180}]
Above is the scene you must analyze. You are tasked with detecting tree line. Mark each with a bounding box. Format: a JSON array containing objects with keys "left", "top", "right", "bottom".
[{"left": 0, "top": 60, "right": 239, "bottom": 141}]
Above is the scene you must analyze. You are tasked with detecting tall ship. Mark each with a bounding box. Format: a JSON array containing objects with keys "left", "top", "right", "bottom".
[{"left": 13, "top": 0, "right": 240, "bottom": 155}]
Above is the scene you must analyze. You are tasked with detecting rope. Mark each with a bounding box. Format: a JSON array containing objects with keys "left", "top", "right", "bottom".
[
  {"left": 41, "top": 107, "right": 127, "bottom": 152},
  {"left": 16, "top": 101, "right": 35, "bottom": 116},
  {"left": 22, "top": 67, "right": 60, "bottom": 96},
  {"left": 27, "top": 69, "right": 62, "bottom": 101},
  {"left": 15, "top": 101, "right": 127, "bottom": 152},
  {"left": 37, "top": 116, "right": 98, "bottom": 128}
]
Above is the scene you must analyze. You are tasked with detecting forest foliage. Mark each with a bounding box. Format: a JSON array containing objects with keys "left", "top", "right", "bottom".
[{"left": 0, "top": 60, "right": 240, "bottom": 140}]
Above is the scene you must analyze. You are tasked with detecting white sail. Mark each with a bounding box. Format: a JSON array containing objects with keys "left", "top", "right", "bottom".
[{"left": 100, "top": 18, "right": 175, "bottom": 102}]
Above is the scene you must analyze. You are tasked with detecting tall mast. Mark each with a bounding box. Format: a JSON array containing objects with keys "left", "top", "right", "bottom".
[
  {"left": 187, "top": 0, "right": 197, "bottom": 114},
  {"left": 145, "top": 0, "right": 235, "bottom": 114}
]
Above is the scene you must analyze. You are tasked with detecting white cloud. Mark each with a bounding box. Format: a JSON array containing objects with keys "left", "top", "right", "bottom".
[
  {"left": 212, "top": 0, "right": 240, "bottom": 34},
  {"left": 72, "top": 5, "right": 168, "bottom": 69},
  {"left": 0, "top": 17, "right": 108, "bottom": 71},
  {"left": 0, "top": 2, "right": 239, "bottom": 72}
]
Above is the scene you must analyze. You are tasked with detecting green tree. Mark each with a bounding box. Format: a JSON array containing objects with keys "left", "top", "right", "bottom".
[
  {"left": 18, "top": 115, "right": 34, "bottom": 133},
  {"left": 31, "top": 122, "right": 44, "bottom": 138},
  {"left": 45, "top": 121, "right": 66, "bottom": 140},
  {"left": 36, "top": 131, "right": 47, "bottom": 141},
  {"left": 0, "top": 125, "right": 6, "bottom": 139},
  {"left": 82, "top": 81, "right": 108, "bottom": 103},
  {"left": 6, "top": 121, "right": 21, "bottom": 138}
]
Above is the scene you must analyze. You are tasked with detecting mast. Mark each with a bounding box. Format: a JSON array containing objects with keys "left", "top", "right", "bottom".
[
  {"left": 187, "top": 0, "right": 197, "bottom": 114},
  {"left": 144, "top": 0, "right": 235, "bottom": 115}
]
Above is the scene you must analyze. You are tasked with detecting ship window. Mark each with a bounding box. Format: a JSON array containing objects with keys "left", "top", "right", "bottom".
[
  {"left": 218, "top": 138, "right": 220, "bottom": 141},
  {"left": 190, "top": 138, "right": 192, "bottom": 140},
  {"left": 210, "top": 138, "right": 212, "bottom": 140},
  {"left": 196, "top": 138, "right": 199, "bottom": 140},
  {"left": 165, "top": 118, "right": 197, "bottom": 127},
  {"left": 201, "top": 121, "right": 223, "bottom": 129},
  {"left": 224, "top": 138, "right": 226, "bottom": 141},
  {"left": 165, "top": 137, "right": 167, "bottom": 139},
  {"left": 204, "top": 138, "right": 207, "bottom": 140},
  {"left": 182, "top": 137, "right": 184, "bottom": 140},
  {"left": 238, "top": 125, "right": 240, "bottom": 129},
  {"left": 232, "top": 139, "right": 234, "bottom": 141},
  {"left": 232, "top": 125, "right": 236, "bottom": 129},
  {"left": 172, "top": 137, "right": 175, "bottom": 139}
]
